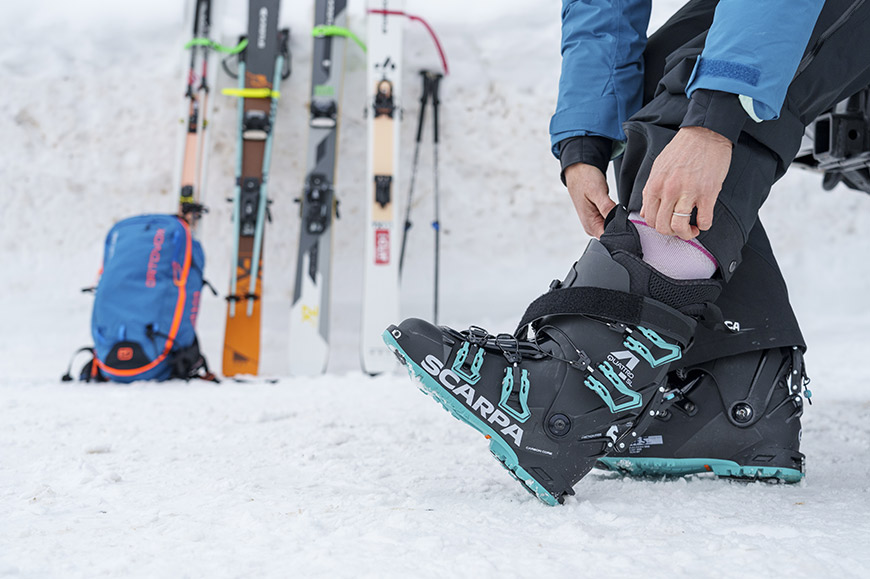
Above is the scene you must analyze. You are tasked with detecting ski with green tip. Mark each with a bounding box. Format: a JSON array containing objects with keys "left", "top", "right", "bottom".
[{"left": 288, "top": 0, "right": 360, "bottom": 376}]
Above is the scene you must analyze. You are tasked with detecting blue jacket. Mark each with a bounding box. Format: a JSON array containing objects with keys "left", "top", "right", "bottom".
[{"left": 550, "top": 0, "right": 826, "bottom": 156}]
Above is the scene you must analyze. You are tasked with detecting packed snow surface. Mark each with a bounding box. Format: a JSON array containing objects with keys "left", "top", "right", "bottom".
[{"left": 3, "top": 0, "right": 870, "bottom": 577}]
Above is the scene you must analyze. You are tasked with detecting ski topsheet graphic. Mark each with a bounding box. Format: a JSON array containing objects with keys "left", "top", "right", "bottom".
[
  {"left": 221, "top": 0, "right": 286, "bottom": 377},
  {"left": 361, "top": 0, "right": 405, "bottom": 375},
  {"left": 287, "top": 0, "right": 353, "bottom": 376}
]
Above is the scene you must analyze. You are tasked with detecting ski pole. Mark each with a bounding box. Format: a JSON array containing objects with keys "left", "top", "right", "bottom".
[
  {"left": 179, "top": 0, "right": 205, "bottom": 223},
  {"left": 399, "top": 71, "right": 432, "bottom": 277},
  {"left": 429, "top": 71, "right": 443, "bottom": 324},
  {"left": 192, "top": 0, "right": 212, "bottom": 235}
]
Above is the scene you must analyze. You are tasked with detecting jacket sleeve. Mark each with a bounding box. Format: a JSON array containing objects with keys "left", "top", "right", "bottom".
[
  {"left": 685, "top": 0, "right": 825, "bottom": 123},
  {"left": 549, "top": 0, "right": 652, "bottom": 157}
]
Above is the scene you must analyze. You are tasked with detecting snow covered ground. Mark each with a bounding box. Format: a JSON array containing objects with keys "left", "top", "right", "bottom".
[{"left": 3, "top": 0, "right": 870, "bottom": 577}]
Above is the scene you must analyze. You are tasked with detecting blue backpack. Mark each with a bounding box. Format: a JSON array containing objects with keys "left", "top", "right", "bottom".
[{"left": 65, "top": 215, "right": 215, "bottom": 383}]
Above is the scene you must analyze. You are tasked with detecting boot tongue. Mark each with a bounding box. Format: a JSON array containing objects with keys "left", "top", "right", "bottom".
[{"left": 558, "top": 239, "right": 632, "bottom": 292}]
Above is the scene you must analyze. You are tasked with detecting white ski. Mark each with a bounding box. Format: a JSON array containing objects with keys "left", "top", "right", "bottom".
[
  {"left": 361, "top": 0, "right": 404, "bottom": 374},
  {"left": 288, "top": 0, "right": 350, "bottom": 376}
]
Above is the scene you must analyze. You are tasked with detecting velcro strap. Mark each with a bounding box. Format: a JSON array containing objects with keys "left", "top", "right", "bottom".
[{"left": 516, "top": 286, "right": 695, "bottom": 346}]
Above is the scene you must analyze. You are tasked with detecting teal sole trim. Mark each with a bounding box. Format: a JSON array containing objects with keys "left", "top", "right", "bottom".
[
  {"left": 382, "top": 330, "right": 560, "bottom": 506},
  {"left": 596, "top": 456, "right": 804, "bottom": 483}
]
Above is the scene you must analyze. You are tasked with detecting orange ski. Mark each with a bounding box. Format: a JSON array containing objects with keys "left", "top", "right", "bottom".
[{"left": 221, "top": 0, "right": 286, "bottom": 377}]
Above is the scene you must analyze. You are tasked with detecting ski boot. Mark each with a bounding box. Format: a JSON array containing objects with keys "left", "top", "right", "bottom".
[
  {"left": 596, "top": 346, "right": 809, "bottom": 482},
  {"left": 384, "top": 238, "right": 720, "bottom": 505}
]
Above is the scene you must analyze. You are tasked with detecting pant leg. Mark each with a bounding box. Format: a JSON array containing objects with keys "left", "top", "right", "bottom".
[
  {"left": 603, "top": 0, "right": 870, "bottom": 361},
  {"left": 679, "top": 221, "right": 805, "bottom": 366},
  {"left": 622, "top": 0, "right": 870, "bottom": 274}
]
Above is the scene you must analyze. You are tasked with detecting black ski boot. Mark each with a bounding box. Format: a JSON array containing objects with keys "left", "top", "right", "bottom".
[
  {"left": 596, "top": 346, "right": 809, "bottom": 482},
  {"left": 384, "top": 237, "right": 720, "bottom": 505}
]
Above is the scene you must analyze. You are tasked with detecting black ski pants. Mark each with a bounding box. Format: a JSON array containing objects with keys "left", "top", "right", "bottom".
[{"left": 607, "top": 0, "right": 870, "bottom": 365}]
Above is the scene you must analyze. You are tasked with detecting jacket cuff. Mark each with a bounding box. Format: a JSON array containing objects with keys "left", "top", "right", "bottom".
[
  {"left": 558, "top": 136, "right": 612, "bottom": 185},
  {"left": 680, "top": 89, "right": 747, "bottom": 144}
]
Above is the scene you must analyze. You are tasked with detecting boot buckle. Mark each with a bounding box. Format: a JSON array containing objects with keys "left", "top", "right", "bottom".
[
  {"left": 492, "top": 334, "right": 533, "bottom": 423},
  {"left": 584, "top": 361, "right": 643, "bottom": 413},
  {"left": 452, "top": 341, "right": 485, "bottom": 384},
  {"left": 451, "top": 326, "right": 489, "bottom": 384},
  {"left": 624, "top": 326, "right": 681, "bottom": 368},
  {"left": 499, "top": 364, "right": 532, "bottom": 423}
]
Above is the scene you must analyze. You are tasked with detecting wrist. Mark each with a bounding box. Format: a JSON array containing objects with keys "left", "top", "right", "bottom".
[{"left": 558, "top": 135, "right": 612, "bottom": 184}]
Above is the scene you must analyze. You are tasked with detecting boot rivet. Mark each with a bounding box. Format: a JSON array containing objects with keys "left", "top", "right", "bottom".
[
  {"left": 732, "top": 403, "right": 753, "bottom": 423},
  {"left": 618, "top": 442, "right": 625, "bottom": 449},
  {"left": 607, "top": 442, "right": 613, "bottom": 447},
  {"left": 547, "top": 414, "right": 571, "bottom": 437},
  {"left": 631, "top": 432, "right": 637, "bottom": 437}
]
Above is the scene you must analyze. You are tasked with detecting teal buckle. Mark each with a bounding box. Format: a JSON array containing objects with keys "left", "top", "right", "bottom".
[
  {"left": 624, "top": 326, "right": 681, "bottom": 368},
  {"left": 452, "top": 341, "right": 485, "bottom": 385},
  {"left": 499, "top": 365, "right": 531, "bottom": 423},
  {"left": 584, "top": 361, "right": 643, "bottom": 413}
]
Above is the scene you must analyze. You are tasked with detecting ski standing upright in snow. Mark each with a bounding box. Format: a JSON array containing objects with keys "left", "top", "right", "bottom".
[
  {"left": 361, "top": 0, "right": 404, "bottom": 375},
  {"left": 288, "top": 0, "right": 354, "bottom": 376},
  {"left": 222, "top": 0, "right": 287, "bottom": 377}
]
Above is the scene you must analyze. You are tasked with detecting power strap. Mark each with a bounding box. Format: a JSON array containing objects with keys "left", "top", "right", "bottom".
[{"left": 517, "top": 286, "right": 696, "bottom": 346}]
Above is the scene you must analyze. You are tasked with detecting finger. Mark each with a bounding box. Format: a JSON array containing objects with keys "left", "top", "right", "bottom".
[
  {"left": 578, "top": 199, "right": 606, "bottom": 238},
  {"left": 670, "top": 209, "right": 699, "bottom": 240},
  {"left": 641, "top": 168, "right": 666, "bottom": 223},
  {"left": 655, "top": 196, "right": 678, "bottom": 236},
  {"left": 588, "top": 217, "right": 605, "bottom": 239},
  {"left": 695, "top": 197, "right": 715, "bottom": 231},
  {"left": 583, "top": 187, "right": 615, "bottom": 237},
  {"left": 593, "top": 195, "right": 617, "bottom": 221},
  {"left": 642, "top": 196, "right": 660, "bottom": 229},
  {"left": 581, "top": 214, "right": 605, "bottom": 239}
]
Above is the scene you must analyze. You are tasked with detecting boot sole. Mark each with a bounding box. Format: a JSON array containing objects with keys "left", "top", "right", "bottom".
[
  {"left": 596, "top": 457, "right": 804, "bottom": 483},
  {"left": 383, "top": 329, "right": 564, "bottom": 506}
]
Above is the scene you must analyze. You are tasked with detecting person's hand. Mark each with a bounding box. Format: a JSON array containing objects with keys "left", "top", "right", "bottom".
[
  {"left": 564, "top": 162, "right": 615, "bottom": 239},
  {"left": 640, "top": 126, "right": 732, "bottom": 240}
]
